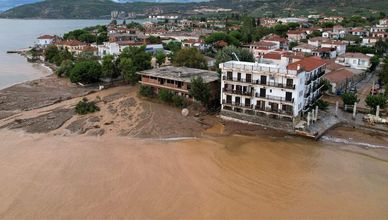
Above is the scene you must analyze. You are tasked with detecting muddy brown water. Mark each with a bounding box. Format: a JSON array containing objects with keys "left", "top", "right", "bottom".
[{"left": 0, "top": 130, "right": 387, "bottom": 219}]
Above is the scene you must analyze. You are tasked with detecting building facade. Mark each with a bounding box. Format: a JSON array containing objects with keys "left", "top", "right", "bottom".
[{"left": 219, "top": 58, "right": 326, "bottom": 129}]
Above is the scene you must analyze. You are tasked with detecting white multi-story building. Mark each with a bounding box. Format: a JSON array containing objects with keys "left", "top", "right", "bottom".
[{"left": 219, "top": 57, "right": 326, "bottom": 129}]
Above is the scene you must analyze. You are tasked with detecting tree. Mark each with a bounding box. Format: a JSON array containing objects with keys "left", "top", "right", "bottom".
[
  {"left": 379, "top": 56, "right": 388, "bottom": 85},
  {"left": 289, "top": 41, "right": 298, "bottom": 50},
  {"left": 341, "top": 92, "right": 358, "bottom": 105},
  {"left": 204, "top": 32, "right": 240, "bottom": 47},
  {"left": 158, "top": 89, "right": 173, "bottom": 103},
  {"left": 56, "top": 60, "right": 74, "bottom": 77},
  {"left": 96, "top": 32, "right": 108, "bottom": 45},
  {"left": 369, "top": 55, "right": 380, "bottom": 72},
  {"left": 320, "top": 22, "right": 335, "bottom": 28},
  {"left": 155, "top": 51, "right": 166, "bottom": 66},
  {"left": 365, "top": 94, "right": 387, "bottom": 112},
  {"left": 189, "top": 76, "right": 211, "bottom": 106},
  {"left": 139, "top": 85, "right": 153, "bottom": 97},
  {"left": 44, "top": 45, "right": 59, "bottom": 63},
  {"left": 164, "top": 41, "right": 181, "bottom": 53},
  {"left": 241, "top": 16, "right": 255, "bottom": 43},
  {"left": 273, "top": 24, "right": 289, "bottom": 36},
  {"left": 69, "top": 61, "right": 102, "bottom": 84},
  {"left": 148, "top": 36, "right": 162, "bottom": 44},
  {"left": 120, "top": 46, "right": 152, "bottom": 71},
  {"left": 173, "top": 48, "right": 208, "bottom": 69},
  {"left": 102, "top": 55, "right": 119, "bottom": 82},
  {"left": 375, "top": 39, "right": 388, "bottom": 56},
  {"left": 118, "top": 58, "right": 137, "bottom": 84},
  {"left": 215, "top": 46, "right": 254, "bottom": 69}
]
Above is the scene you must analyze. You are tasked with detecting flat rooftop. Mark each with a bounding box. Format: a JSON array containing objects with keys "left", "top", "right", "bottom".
[{"left": 137, "top": 66, "right": 219, "bottom": 83}]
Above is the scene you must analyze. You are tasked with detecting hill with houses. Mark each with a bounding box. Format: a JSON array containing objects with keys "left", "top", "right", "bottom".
[{"left": 0, "top": 0, "right": 388, "bottom": 19}]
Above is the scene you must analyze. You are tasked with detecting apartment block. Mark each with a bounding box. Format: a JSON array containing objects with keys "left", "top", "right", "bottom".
[{"left": 219, "top": 57, "right": 326, "bottom": 129}]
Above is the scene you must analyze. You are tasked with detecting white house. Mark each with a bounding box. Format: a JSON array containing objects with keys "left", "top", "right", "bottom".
[
  {"left": 335, "top": 53, "right": 371, "bottom": 70},
  {"left": 37, "top": 35, "right": 56, "bottom": 47}
]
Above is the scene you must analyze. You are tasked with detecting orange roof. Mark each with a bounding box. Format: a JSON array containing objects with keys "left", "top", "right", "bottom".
[
  {"left": 38, "top": 35, "right": 56, "bottom": 39},
  {"left": 287, "top": 57, "right": 326, "bottom": 72},
  {"left": 324, "top": 69, "right": 353, "bottom": 84},
  {"left": 263, "top": 52, "right": 281, "bottom": 60},
  {"left": 56, "top": 40, "right": 86, "bottom": 46}
]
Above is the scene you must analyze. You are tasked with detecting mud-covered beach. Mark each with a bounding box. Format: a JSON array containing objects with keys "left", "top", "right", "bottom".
[{"left": 0, "top": 76, "right": 388, "bottom": 219}]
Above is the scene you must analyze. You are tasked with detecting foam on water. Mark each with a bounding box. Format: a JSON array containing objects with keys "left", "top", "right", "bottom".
[{"left": 321, "top": 135, "right": 388, "bottom": 149}]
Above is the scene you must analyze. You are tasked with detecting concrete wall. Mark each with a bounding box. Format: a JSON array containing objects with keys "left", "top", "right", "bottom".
[{"left": 221, "top": 109, "right": 295, "bottom": 132}]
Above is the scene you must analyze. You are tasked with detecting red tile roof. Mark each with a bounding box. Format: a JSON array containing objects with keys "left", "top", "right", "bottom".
[
  {"left": 287, "top": 57, "right": 326, "bottom": 72},
  {"left": 324, "top": 69, "right": 353, "bottom": 84},
  {"left": 56, "top": 40, "right": 86, "bottom": 46},
  {"left": 263, "top": 52, "right": 281, "bottom": 60},
  {"left": 38, "top": 35, "right": 56, "bottom": 39}
]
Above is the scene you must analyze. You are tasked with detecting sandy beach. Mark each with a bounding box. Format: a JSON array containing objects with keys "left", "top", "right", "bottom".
[{"left": 0, "top": 76, "right": 388, "bottom": 219}]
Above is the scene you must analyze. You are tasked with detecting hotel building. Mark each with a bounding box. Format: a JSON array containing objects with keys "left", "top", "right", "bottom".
[{"left": 219, "top": 57, "right": 326, "bottom": 130}]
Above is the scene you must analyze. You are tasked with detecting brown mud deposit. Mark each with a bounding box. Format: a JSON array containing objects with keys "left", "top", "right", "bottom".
[
  {"left": 0, "top": 131, "right": 387, "bottom": 219},
  {"left": 0, "top": 75, "right": 95, "bottom": 111},
  {"left": 1, "top": 77, "right": 388, "bottom": 219}
]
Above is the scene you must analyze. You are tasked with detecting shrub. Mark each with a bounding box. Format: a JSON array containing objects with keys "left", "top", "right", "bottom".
[
  {"left": 189, "top": 76, "right": 211, "bottom": 106},
  {"left": 365, "top": 94, "right": 387, "bottom": 112},
  {"left": 312, "top": 100, "right": 329, "bottom": 110},
  {"left": 341, "top": 92, "right": 358, "bottom": 105},
  {"left": 139, "top": 85, "right": 153, "bottom": 97},
  {"left": 159, "top": 89, "right": 173, "bottom": 103},
  {"left": 75, "top": 98, "right": 100, "bottom": 115},
  {"left": 69, "top": 61, "right": 102, "bottom": 84},
  {"left": 172, "top": 95, "right": 188, "bottom": 108}
]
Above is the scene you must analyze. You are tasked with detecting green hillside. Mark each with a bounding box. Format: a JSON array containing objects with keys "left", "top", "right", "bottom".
[{"left": 0, "top": 0, "right": 387, "bottom": 19}]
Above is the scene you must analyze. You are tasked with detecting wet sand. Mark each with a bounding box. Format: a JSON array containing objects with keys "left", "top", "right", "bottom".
[{"left": 0, "top": 130, "right": 388, "bottom": 219}]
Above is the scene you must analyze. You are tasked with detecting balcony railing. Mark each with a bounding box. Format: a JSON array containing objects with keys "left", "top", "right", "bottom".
[
  {"left": 252, "top": 80, "right": 296, "bottom": 89},
  {"left": 222, "top": 100, "right": 252, "bottom": 108},
  {"left": 223, "top": 100, "right": 293, "bottom": 116},
  {"left": 222, "top": 76, "right": 252, "bottom": 83},
  {"left": 222, "top": 76, "right": 296, "bottom": 90},
  {"left": 255, "top": 94, "right": 294, "bottom": 103},
  {"left": 223, "top": 88, "right": 253, "bottom": 96}
]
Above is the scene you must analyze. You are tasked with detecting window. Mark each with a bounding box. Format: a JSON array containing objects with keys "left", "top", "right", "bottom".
[{"left": 299, "top": 90, "right": 303, "bottom": 97}]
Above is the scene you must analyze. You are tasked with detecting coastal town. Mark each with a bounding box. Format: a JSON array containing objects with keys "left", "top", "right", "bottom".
[
  {"left": 1, "top": 5, "right": 388, "bottom": 219},
  {"left": 6, "top": 12, "right": 386, "bottom": 139}
]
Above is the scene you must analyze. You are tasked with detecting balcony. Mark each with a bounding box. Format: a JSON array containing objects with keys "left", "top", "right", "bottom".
[
  {"left": 304, "top": 88, "right": 311, "bottom": 98},
  {"left": 255, "top": 94, "right": 294, "bottom": 103},
  {"left": 305, "top": 78, "right": 312, "bottom": 85},
  {"left": 222, "top": 76, "right": 252, "bottom": 84},
  {"left": 223, "top": 88, "right": 253, "bottom": 97},
  {"left": 252, "top": 80, "right": 296, "bottom": 90},
  {"left": 222, "top": 100, "right": 253, "bottom": 109},
  {"left": 254, "top": 106, "right": 293, "bottom": 116}
]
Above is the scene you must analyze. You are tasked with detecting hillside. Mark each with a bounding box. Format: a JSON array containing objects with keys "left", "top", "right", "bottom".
[
  {"left": 0, "top": 0, "right": 387, "bottom": 19},
  {"left": 0, "top": 0, "right": 42, "bottom": 12}
]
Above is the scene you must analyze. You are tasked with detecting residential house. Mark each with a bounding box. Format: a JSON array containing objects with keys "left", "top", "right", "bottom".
[
  {"left": 247, "top": 41, "right": 279, "bottom": 60},
  {"left": 324, "top": 68, "right": 354, "bottom": 94},
  {"left": 98, "top": 41, "right": 144, "bottom": 57},
  {"left": 37, "top": 35, "right": 57, "bottom": 47},
  {"left": 287, "top": 30, "right": 307, "bottom": 42},
  {"left": 335, "top": 52, "right": 371, "bottom": 70},
  {"left": 55, "top": 40, "right": 87, "bottom": 55},
  {"left": 349, "top": 28, "right": 368, "bottom": 37},
  {"left": 261, "top": 34, "right": 288, "bottom": 50}
]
